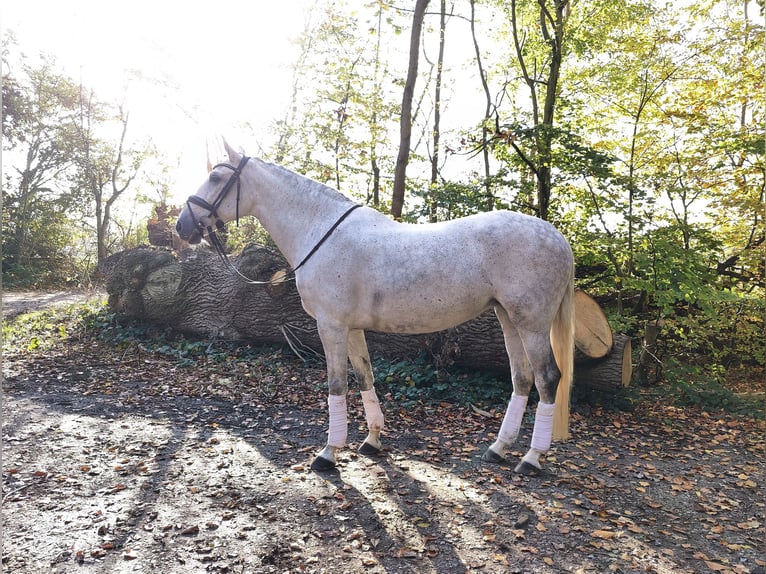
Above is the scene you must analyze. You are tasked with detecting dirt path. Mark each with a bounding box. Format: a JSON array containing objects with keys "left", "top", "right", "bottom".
[
  {"left": 2, "top": 288, "right": 106, "bottom": 320},
  {"left": 1, "top": 294, "right": 764, "bottom": 573}
]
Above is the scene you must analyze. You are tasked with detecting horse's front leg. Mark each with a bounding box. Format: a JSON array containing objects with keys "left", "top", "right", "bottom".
[
  {"left": 311, "top": 322, "right": 350, "bottom": 472},
  {"left": 348, "top": 329, "right": 384, "bottom": 456}
]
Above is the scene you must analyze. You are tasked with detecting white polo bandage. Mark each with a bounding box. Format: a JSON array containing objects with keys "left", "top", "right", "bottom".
[
  {"left": 361, "top": 389, "right": 384, "bottom": 431},
  {"left": 497, "top": 393, "right": 528, "bottom": 445},
  {"left": 327, "top": 394, "right": 348, "bottom": 448},
  {"left": 530, "top": 401, "right": 555, "bottom": 453}
]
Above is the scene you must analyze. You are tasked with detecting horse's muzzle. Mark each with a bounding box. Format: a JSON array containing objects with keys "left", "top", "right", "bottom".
[{"left": 176, "top": 211, "right": 203, "bottom": 244}]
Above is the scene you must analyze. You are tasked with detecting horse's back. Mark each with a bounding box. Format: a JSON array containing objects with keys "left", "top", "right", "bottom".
[
  {"left": 299, "top": 208, "right": 572, "bottom": 334},
  {"left": 387, "top": 210, "right": 572, "bottom": 280}
]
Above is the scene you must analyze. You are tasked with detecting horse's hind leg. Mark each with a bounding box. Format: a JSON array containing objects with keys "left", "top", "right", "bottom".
[
  {"left": 515, "top": 330, "right": 561, "bottom": 475},
  {"left": 348, "top": 329, "right": 384, "bottom": 456},
  {"left": 483, "top": 308, "right": 534, "bottom": 465},
  {"left": 311, "top": 322, "right": 351, "bottom": 471}
]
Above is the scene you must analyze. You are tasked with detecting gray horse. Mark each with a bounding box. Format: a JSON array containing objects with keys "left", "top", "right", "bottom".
[{"left": 176, "top": 143, "right": 574, "bottom": 475}]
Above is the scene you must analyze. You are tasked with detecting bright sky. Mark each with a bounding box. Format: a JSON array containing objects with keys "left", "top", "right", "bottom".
[{"left": 3, "top": 0, "right": 311, "bottom": 202}]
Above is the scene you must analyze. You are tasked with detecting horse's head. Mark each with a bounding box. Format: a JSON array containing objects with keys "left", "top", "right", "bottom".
[{"left": 176, "top": 142, "right": 249, "bottom": 244}]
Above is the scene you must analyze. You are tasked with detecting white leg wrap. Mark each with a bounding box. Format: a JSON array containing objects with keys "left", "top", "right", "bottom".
[
  {"left": 327, "top": 394, "right": 348, "bottom": 448},
  {"left": 361, "top": 389, "right": 384, "bottom": 431},
  {"left": 530, "top": 402, "right": 555, "bottom": 453},
  {"left": 497, "top": 393, "right": 528, "bottom": 445}
]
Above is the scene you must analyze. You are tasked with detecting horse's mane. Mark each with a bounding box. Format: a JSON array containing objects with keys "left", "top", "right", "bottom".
[{"left": 262, "top": 160, "right": 354, "bottom": 207}]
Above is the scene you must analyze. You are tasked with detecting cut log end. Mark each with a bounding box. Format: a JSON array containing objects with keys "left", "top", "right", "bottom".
[{"left": 574, "top": 289, "right": 613, "bottom": 360}]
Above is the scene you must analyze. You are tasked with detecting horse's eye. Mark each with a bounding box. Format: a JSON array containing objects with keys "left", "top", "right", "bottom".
[{"left": 209, "top": 172, "right": 221, "bottom": 183}]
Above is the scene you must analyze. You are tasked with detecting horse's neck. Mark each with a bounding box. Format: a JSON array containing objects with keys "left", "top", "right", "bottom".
[{"left": 246, "top": 160, "right": 353, "bottom": 267}]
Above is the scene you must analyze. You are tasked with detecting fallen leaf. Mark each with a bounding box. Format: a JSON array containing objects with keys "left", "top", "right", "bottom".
[
  {"left": 394, "top": 547, "right": 418, "bottom": 559},
  {"left": 736, "top": 520, "right": 760, "bottom": 530},
  {"left": 124, "top": 549, "right": 139, "bottom": 560},
  {"left": 514, "top": 514, "right": 530, "bottom": 528}
]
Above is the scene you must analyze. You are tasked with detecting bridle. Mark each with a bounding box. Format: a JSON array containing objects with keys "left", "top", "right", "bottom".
[
  {"left": 185, "top": 156, "right": 361, "bottom": 286},
  {"left": 187, "top": 155, "right": 251, "bottom": 243}
]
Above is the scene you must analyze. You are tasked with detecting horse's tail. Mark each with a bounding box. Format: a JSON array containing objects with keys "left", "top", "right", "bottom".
[{"left": 551, "top": 268, "right": 575, "bottom": 440}]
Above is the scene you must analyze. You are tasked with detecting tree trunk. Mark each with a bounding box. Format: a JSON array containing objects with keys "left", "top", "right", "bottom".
[
  {"left": 391, "top": 0, "right": 429, "bottom": 220},
  {"left": 508, "top": 0, "right": 569, "bottom": 220},
  {"left": 535, "top": 0, "right": 568, "bottom": 222},
  {"left": 428, "top": 0, "right": 446, "bottom": 223},
  {"left": 638, "top": 321, "right": 663, "bottom": 384},
  {"left": 102, "top": 246, "right": 631, "bottom": 392},
  {"left": 469, "top": 0, "right": 494, "bottom": 211}
]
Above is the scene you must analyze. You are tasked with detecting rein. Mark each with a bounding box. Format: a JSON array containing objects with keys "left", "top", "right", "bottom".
[{"left": 186, "top": 157, "right": 361, "bottom": 286}]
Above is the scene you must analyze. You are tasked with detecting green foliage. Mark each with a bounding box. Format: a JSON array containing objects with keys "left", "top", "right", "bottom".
[
  {"left": 373, "top": 354, "right": 510, "bottom": 408},
  {"left": 406, "top": 178, "right": 511, "bottom": 222},
  {"left": 269, "top": 0, "right": 403, "bottom": 202},
  {"left": 660, "top": 294, "right": 765, "bottom": 368},
  {"left": 627, "top": 226, "right": 720, "bottom": 314},
  {"left": 655, "top": 359, "right": 763, "bottom": 419},
  {"left": 90, "top": 311, "right": 279, "bottom": 368},
  {"left": 2, "top": 34, "right": 163, "bottom": 286},
  {"left": 2, "top": 300, "right": 105, "bottom": 353},
  {"left": 221, "top": 220, "right": 278, "bottom": 254},
  {"left": 3, "top": 302, "right": 291, "bottom": 376},
  {"left": 1, "top": 47, "right": 87, "bottom": 287}
]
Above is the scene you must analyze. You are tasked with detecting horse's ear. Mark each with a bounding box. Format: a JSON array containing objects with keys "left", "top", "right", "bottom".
[{"left": 223, "top": 139, "right": 242, "bottom": 164}]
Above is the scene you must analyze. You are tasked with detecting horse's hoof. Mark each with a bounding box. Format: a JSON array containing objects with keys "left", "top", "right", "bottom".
[
  {"left": 481, "top": 448, "right": 507, "bottom": 465},
  {"left": 513, "top": 461, "right": 541, "bottom": 476},
  {"left": 359, "top": 442, "right": 382, "bottom": 457},
  {"left": 310, "top": 455, "right": 337, "bottom": 472}
]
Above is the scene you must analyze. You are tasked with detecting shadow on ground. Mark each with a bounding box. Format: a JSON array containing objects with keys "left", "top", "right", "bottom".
[{"left": 2, "top": 309, "right": 764, "bottom": 573}]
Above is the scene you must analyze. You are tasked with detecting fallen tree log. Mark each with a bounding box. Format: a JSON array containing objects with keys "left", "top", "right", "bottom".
[
  {"left": 101, "top": 245, "right": 436, "bottom": 362},
  {"left": 574, "top": 333, "right": 633, "bottom": 391},
  {"left": 102, "top": 245, "right": 631, "bottom": 391}
]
